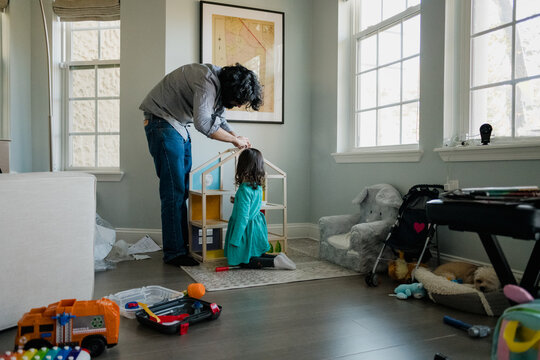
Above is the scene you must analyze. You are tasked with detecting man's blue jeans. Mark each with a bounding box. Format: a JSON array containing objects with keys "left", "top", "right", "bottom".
[{"left": 144, "top": 117, "right": 192, "bottom": 262}]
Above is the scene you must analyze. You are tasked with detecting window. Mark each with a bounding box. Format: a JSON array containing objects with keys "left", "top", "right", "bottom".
[
  {"left": 61, "top": 21, "right": 120, "bottom": 170},
  {"left": 353, "top": 0, "right": 421, "bottom": 148},
  {"left": 444, "top": 0, "right": 540, "bottom": 146},
  {"left": 39, "top": 324, "right": 54, "bottom": 332},
  {"left": 20, "top": 326, "right": 34, "bottom": 336}
]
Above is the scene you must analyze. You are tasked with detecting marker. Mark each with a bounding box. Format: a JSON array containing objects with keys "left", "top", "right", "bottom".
[{"left": 215, "top": 265, "right": 241, "bottom": 272}]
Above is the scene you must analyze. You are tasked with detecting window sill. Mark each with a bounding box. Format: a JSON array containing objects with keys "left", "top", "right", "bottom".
[
  {"left": 72, "top": 170, "right": 125, "bottom": 182},
  {"left": 332, "top": 146, "right": 423, "bottom": 163},
  {"left": 434, "top": 142, "right": 540, "bottom": 162}
]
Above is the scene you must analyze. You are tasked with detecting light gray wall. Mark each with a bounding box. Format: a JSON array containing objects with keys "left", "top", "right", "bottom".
[
  {"left": 310, "top": 0, "right": 540, "bottom": 270},
  {"left": 5, "top": 0, "right": 32, "bottom": 172},
  {"left": 95, "top": 0, "right": 313, "bottom": 230},
  {"left": 93, "top": 0, "right": 167, "bottom": 229}
]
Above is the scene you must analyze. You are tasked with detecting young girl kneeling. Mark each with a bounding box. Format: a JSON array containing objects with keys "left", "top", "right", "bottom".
[{"left": 224, "top": 148, "right": 295, "bottom": 270}]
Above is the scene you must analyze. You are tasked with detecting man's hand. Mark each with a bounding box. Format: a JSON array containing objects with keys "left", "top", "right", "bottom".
[
  {"left": 233, "top": 136, "right": 251, "bottom": 149},
  {"left": 209, "top": 128, "right": 251, "bottom": 149}
]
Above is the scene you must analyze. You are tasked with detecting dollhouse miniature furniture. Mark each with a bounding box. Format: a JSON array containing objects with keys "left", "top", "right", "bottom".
[
  {"left": 0, "top": 172, "right": 96, "bottom": 330},
  {"left": 189, "top": 148, "right": 287, "bottom": 262},
  {"left": 319, "top": 184, "right": 402, "bottom": 273}
]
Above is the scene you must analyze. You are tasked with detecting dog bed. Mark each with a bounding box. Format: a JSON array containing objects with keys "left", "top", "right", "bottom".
[{"left": 413, "top": 267, "right": 511, "bottom": 316}]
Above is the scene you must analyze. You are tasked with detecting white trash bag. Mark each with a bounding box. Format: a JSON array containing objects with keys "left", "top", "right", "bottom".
[{"left": 94, "top": 214, "right": 116, "bottom": 271}]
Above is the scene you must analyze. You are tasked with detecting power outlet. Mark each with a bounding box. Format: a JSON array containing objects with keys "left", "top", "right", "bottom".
[{"left": 444, "top": 180, "right": 459, "bottom": 191}]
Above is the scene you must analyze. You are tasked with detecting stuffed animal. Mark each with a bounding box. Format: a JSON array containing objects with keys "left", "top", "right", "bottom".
[
  {"left": 388, "top": 251, "right": 427, "bottom": 283},
  {"left": 394, "top": 282, "right": 426, "bottom": 300}
]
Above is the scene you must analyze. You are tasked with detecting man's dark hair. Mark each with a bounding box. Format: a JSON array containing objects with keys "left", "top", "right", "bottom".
[
  {"left": 235, "top": 148, "right": 265, "bottom": 190},
  {"left": 219, "top": 63, "right": 263, "bottom": 111}
]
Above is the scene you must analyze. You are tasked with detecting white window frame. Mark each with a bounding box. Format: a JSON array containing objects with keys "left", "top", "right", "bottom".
[
  {"left": 438, "top": 0, "right": 540, "bottom": 162},
  {"left": 60, "top": 21, "right": 123, "bottom": 181},
  {"left": 333, "top": 0, "right": 423, "bottom": 163}
]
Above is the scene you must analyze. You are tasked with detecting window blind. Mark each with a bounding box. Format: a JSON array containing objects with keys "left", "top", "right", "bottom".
[{"left": 53, "top": 0, "right": 120, "bottom": 22}]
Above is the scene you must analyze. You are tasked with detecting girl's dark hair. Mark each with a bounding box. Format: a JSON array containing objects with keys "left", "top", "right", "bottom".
[
  {"left": 219, "top": 63, "right": 263, "bottom": 111},
  {"left": 235, "top": 148, "right": 265, "bottom": 190}
]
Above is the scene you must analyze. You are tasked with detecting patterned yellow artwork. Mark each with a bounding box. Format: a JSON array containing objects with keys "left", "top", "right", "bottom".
[{"left": 212, "top": 15, "right": 275, "bottom": 113}]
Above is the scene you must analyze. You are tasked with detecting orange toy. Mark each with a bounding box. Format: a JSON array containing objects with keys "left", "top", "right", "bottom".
[
  {"left": 183, "top": 283, "right": 205, "bottom": 299},
  {"left": 388, "top": 251, "right": 427, "bottom": 283},
  {"left": 15, "top": 298, "right": 119, "bottom": 357}
]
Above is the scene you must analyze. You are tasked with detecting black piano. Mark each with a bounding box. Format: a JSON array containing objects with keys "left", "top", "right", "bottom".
[{"left": 426, "top": 196, "right": 540, "bottom": 297}]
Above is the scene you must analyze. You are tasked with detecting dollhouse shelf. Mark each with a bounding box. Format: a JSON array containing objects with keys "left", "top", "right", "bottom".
[
  {"left": 188, "top": 148, "right": 287, "bottom": 262},
  {"left": 268, "top": 232, "right": 286, "bottom": 241},
  {"left": 262, "top": 203, "right": 285, "bottom": 210},
  {"left": 190, "top": 219, "right": 228, "bottom": 228},
  {"left": 189, "top": 189, "right": 236, "bottom": 196}
]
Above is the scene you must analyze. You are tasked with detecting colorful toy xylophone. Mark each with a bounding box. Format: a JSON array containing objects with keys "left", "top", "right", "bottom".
[{"left": 1, "top": 346, "right": 91, "bottom": 360}]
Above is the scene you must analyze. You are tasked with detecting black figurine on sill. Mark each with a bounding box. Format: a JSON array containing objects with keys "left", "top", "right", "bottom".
[{"left": 480, "top": 123, "right": 493, "bottom": 145}]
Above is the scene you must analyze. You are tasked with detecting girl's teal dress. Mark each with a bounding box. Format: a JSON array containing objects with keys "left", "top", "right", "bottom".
[{"left": 224, "top": 183, "right": 270, "bottom": 265}]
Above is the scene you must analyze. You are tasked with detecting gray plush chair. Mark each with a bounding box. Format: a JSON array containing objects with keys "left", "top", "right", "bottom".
[{"left": 319, "top": 184, "right": 402, "bottom": 273}]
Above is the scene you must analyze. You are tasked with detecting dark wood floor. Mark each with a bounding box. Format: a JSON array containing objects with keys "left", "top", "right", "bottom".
[{"left": 0, "top": 247, "right": 498, "bottom": 359}]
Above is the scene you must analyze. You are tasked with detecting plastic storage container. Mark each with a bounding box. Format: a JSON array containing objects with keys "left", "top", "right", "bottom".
[
  {"left": 106, "top": 285, "right": 183, "bottom": 319},
  {"left": 136, "top": 297, "right": 222, "bottom": 335}
]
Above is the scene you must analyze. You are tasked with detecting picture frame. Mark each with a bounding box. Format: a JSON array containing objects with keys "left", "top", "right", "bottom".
[{"left": 200, "top": 1, "right": 284, "bottom": 124}]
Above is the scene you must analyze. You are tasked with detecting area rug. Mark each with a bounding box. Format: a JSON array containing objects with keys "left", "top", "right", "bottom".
[{"left": 181, "top": 239, "right": 359, "bottom": 291}]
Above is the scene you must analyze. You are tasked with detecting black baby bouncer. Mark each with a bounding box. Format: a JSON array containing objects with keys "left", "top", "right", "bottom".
[{"left": 365, "top": 184, "right": 445, "bottom": 287}]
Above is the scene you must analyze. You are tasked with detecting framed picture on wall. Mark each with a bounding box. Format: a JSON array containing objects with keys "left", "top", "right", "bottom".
[{"left": 200, "top": 1, "right": 284, "bottom": 124}]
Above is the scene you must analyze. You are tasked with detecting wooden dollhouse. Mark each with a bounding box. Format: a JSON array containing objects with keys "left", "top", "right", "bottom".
[{"left": 188, "top": 148, "right": 287, "bottom": 262}]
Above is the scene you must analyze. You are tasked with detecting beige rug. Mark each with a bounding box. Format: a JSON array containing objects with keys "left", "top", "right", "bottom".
[{"left": 181, "top": 239, "right": 359, "bottom": 291}]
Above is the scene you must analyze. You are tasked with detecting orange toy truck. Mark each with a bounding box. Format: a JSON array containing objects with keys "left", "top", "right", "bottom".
[{"left": 15, "top": 298, "right": 119, "bottom": 357}]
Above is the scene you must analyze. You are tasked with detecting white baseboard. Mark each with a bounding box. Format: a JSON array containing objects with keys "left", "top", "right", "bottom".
[
  {"left": 115, "top": 228, "right": 163, "bottom": 244},
  {"left": 267, "top": 223, "right": 320, "bottom": 241},
  {"left": 115, "top": 223, "right": 320, "bottom": 246}
]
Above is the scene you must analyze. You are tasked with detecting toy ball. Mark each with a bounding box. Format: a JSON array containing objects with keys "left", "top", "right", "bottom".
[{"left": 187, "top": 283, "right": 205, "bottom": 299}]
